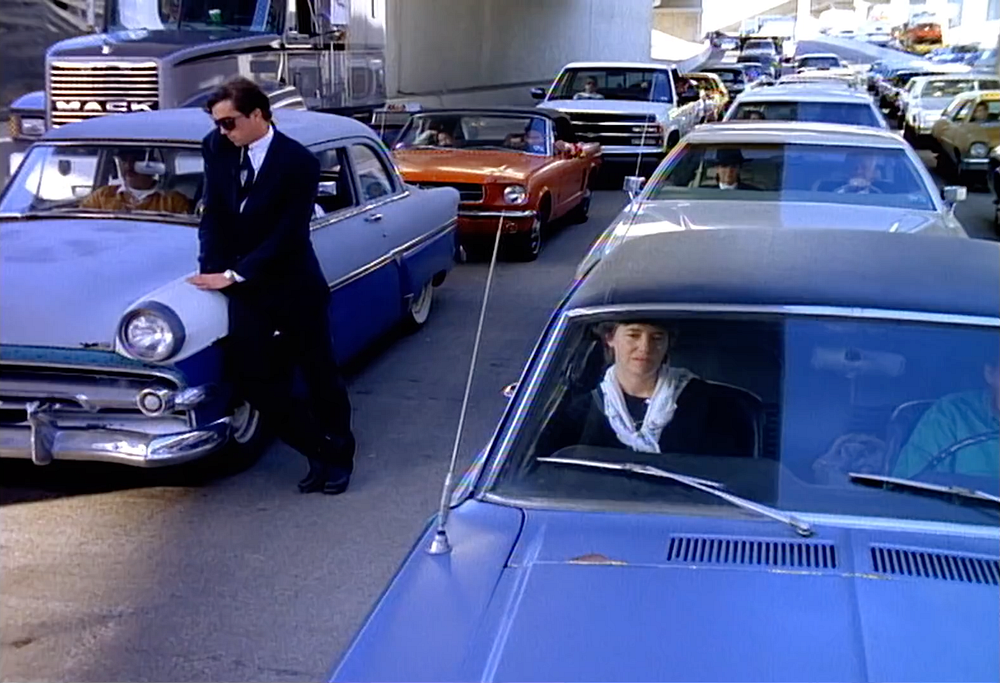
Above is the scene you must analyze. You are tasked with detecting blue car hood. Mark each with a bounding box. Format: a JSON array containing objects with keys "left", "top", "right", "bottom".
[
  {"left": 333, "top": 504, "right": 999, "bottom": 682},
  {"left": 0, "top": 219, "right": 197, "bottom": 349}
]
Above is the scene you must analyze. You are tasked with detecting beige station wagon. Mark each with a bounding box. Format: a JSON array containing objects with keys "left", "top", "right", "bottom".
[{"left": 931, "top": 90, "right": 1000, "bottom": 179}]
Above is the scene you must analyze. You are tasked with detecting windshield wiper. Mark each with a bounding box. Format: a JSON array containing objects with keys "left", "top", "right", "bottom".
[
  {"left": 848, "top": 473, "right": 1000, "bottom": 508},
  {"left": 537, "top": 455, "right": 815, "bottom": 537}
]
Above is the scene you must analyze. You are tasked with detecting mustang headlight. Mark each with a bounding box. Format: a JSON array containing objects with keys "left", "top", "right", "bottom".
[
  {"left": 503, "top": 185, "right": 528, "bottom": 205},
  {"left": 969, "top": 143, "right": 989, "bottom": 158},
  {"left": 118, "top": 302, "right": 186, "bottom": 362}
]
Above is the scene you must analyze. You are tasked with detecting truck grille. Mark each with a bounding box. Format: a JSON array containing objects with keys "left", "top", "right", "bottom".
[
  {"left": 416, "top": 182, "right": 484, "bottom": 203},
  {"left": 566, "top": 112, "right": 662, "bottom": 148},
  {"left": 49, "top": 61, "right": 160, "bottom": 128}
]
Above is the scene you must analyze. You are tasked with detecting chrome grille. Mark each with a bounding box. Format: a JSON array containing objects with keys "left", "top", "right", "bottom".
[
  {"left": 566, "top": 112, "right": 662, "bottom": 147},
  {"left": 417, "top": 182, "right": 484, "bottom": 203},
  {"left": 49, "top": 61, "right": 160, "bottom": 127}
]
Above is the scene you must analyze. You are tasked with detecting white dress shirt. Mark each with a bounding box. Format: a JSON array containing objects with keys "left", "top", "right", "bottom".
[{"left": 229, "top": 126, "right": 274, "bottom": 283}]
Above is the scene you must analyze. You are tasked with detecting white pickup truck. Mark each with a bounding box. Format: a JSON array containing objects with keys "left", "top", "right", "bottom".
[{"left": 531, "top": 61, "right": 703, "bottom": 167}]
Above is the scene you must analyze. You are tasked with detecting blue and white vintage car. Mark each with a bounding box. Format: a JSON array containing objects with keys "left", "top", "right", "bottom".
[
  {"left": 331, "top": 229, "right": 999, "bottom": 682},
  {"left": 0, "top": 109, "right": 459, "bottom": 469}
]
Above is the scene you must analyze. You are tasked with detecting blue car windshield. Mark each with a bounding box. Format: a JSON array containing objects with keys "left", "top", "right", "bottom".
[
  {"left": 645, "top": 143, "right": 936, "bottom": 211},
  {"left": 490, "top": 313, "right": 1000, "bottom": 528},
  {"left": 731, "top": 101, "right": 882, "bottom": 127}
]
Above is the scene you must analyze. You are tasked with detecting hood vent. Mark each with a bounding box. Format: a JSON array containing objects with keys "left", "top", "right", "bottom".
[
  {"left": 666, "top": 535, "right": 838, "bottom": 569},
  {"left": 870, "top": 546, "right": 1000, "bottom": 585}
]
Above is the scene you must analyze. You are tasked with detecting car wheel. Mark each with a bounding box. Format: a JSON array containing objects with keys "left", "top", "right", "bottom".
[
  {"left": 187, "top": 401, "right": 270, "bottom": 480},
  {"left": 509, "top": 214, "right": 543, "bottom": 262},
  {"left": 903, "top": 124, "right": 915, "bottom": 144},
  {"left": 568, "top": 190, "right": 592, "bottom": 224},
  {"left": 402, "top": 281, "right": 433, "bottom": 330}
]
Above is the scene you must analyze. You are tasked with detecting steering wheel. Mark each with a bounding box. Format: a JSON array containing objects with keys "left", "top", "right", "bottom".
[
  {"left": 909, "top": 431, "right": 1000, "bottom": 481},
  {"left": 834, "top": 180, "right": 883, "bottom": 194}
]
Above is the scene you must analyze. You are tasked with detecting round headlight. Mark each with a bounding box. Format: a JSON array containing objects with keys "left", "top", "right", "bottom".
[
  {"left": 118, "top": 302, "right": 185, "bottom": 362},
  {"left": 969, "top": 142, "right": 989, "bottom": 158},
  {"left": 503, "top": 185, "right": 528, "bottom": 205}
]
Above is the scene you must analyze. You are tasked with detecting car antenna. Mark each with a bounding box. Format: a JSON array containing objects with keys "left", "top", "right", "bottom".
[{"left": 427, "top": 213, "right": 506, "bottom": 555}]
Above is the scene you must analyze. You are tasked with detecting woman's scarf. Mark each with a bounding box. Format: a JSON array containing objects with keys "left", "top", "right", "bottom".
[{"left": 599, "top": 365, "right": 696, "bottom": 453}]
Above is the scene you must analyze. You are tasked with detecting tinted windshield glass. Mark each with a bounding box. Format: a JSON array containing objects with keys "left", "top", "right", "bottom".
[
  {"left": 0, "top": 144, "right": 200, "bottom": 221},
  {"left": 731, "top": 101, "right": 881, "bottom": 127},
  {"left": 920, "top": 79, "right": 976, "bottom": 98},
  {"left": 743, "top": 40, "right": 775, "bottom": 52},
  {"left": 798, "top": 56, "right": 841, "bottom": 69},
  {"left": 107, "top": 0, "right": 281, "bottom": 31},
  {"left": 490, "top": 313, "right": 999, "bottom": 528},
  {"left": 645, "top": 143, "right": 934, "bottom": 210},
  {"left": 395, "top": 114, "right": 549, "bottom": 153},
  {"left": 550, "top": 68, "right": 674, "bottom": 103},
  {"left": 707, "top": 70, "right": 741, "bottom": 84}
]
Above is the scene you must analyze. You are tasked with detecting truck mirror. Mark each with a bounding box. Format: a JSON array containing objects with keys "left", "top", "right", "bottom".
[{"left": 530, "top": 87, "right": 547, "bottom": 100}]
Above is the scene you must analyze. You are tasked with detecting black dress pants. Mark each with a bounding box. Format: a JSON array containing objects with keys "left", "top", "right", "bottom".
[{"left": 225, "top": 288, "right": 355, "bottom": 471}]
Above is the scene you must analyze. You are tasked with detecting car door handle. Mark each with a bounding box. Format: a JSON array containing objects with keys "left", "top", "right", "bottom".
[{"left": 364, "top": 213, "right": 383, "bottom": 222}]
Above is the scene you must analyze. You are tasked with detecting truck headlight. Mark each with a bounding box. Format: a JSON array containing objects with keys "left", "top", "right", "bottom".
[
  {"left": 969, "top": 143, "right": 989, "bottom": 158},
  {"left": 117, "top": 302, "right": 185, "bottom": 362},
  {"left": 19, "top": 117, "right": 46, "bottom": 137},
  {"left": 503, "top": 185, "right": 528, "bottom": 205}
]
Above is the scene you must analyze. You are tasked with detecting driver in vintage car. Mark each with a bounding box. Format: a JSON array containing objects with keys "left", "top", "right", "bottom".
[
  {"left": 535, "top": 320, "right": 757, "bottom": 457},
  {"left": 80, "top": 149, "right": 191, "bottom": 214}
]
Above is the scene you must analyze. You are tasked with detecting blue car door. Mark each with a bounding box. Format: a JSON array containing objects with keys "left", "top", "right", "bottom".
[{"left": 308, "top": 143, "right": 402, "bottom": 364}]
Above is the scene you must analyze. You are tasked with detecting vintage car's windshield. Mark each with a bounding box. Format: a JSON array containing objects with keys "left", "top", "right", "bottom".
[
  {"left": 490, "top": 313, "right": 1000, "bottom": 528},
  {"left": 798, "top": 56, "right": 841, "bottom": 69},
  {"left": 0, "top": 144, "right": 202, "bottom": 222},
  {"left": 731, "top": 101, "right": 881, "bottom": 127},
  {"left": 645, "top": 143, "right": 936, "bottom": 211},
  {"left": 107, "top": 0, "right": 282, "bottom": 32},
  {"left": 550, "top": 68, "right": 674, "bottom": 103},
  {"left": 394, "top": 114, "right": 550, "bottom": 153}
]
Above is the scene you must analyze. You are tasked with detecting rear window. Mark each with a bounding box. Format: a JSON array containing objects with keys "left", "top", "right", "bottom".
[
  {"left": 798, "top": 56, "right": 840, "bottom": 69},
  {"left": 920, "top": 79, "right": 976, "bottom": 98},
  {"left": 731, "top": 101, "right": 882, "bottom": 128},
  {"left": 708, "top": 70, "right": 742, "bottom": 84}
]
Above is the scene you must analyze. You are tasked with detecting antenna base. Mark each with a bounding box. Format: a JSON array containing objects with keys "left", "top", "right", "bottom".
[{"left": 426, "top": 529, "right": 452, "bottom": 555}]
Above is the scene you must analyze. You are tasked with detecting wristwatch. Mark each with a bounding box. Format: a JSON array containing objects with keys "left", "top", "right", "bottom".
[{"left": 223, "top": 269, "right": 240, "bottom": 283}]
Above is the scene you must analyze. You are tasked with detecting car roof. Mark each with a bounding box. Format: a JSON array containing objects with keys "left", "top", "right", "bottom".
[
  {"left": 735, "top": 85, "right": 874, "bottom": 103},
  {"left": 569, "top": 229, "right": 999, "bottom": 321},
  {"left": 411, "top": 107, "right": 570, "bottom": 123},
  {"left": 797, "top": 53, "right": 840, "bottom": 60},
  {"left": 684, "top": 122, "right": 905, "bottom": 147},
  {"left": 561, "top": 61, "right": 673, "bottom": 71},
  {"left": 41, "top": 108, "right": 376, "bottom": 146}
]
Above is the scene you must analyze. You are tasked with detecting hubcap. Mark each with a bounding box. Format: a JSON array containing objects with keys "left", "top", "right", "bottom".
[
  {"left": 529, "top": 218, "right": 541, "bottom": 255},
  {"left": 231, "top": 402, "right": 259, "bottom": 444}
]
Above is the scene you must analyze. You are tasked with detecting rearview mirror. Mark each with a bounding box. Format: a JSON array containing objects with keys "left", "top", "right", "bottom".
[
  {"left": 941, "top": 185, "right": 967, "bottom": 205},
  {"left": 134, "top": 160, "right": 166, "bottom": 176},
  {"left": 530, "top": 87, "right": 547, "bottom": 101},
  {"left": 623, "top": 175, "right": 646, "bottom": 199}
]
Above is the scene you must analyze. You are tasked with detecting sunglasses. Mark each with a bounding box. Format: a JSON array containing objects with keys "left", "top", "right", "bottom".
[{"left": 212, "top": 113, "right": 245, "bottom": 131}]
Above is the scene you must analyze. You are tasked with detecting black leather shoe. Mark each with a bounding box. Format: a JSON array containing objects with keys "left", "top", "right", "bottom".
[
  {"left": 322, "top": 467, "right": 351, "bottom": 495},
  {"left": 298, "top": 459, "right": 329, "bottom": 493}
]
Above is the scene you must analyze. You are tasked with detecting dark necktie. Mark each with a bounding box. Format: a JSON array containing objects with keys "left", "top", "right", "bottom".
[{"left": 238, "top": 149, "right": 255, "bottom": 207}]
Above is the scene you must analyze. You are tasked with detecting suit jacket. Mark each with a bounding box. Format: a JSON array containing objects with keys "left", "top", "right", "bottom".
[{"left": 198, "top": 127, "right": 327, "bottom": 311}]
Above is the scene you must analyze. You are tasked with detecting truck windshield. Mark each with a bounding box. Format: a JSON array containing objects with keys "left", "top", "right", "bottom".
[
  {"left": 550, "top": 69, "right": 674, "bottom": 103},
  {"left": 107, "top": 0, "right": 282, "bottom": 32}
]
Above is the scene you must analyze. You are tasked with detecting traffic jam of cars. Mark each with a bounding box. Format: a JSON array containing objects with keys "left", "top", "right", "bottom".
[{"left": 1, "top": 21, "right": 998, "bottom": 683}]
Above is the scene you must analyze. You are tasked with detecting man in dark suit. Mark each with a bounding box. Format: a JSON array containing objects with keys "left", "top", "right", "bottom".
[
  {"left": 714, "top": 148, "right": 760, "bottom": 191},
  {"left": 188, "top": 77, "right": 355, "bottom": 494}
]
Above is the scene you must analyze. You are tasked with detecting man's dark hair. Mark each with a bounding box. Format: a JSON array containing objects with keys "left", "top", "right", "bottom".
[{"left": 206, "top": 77, "right": 272, "bottom": 121}]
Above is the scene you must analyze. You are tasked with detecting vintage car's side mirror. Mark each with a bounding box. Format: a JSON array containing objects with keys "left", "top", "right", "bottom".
[
  {"left": 941, "top": 185, "right": 967, "bottom": 208},
  {"left": 502, "top": 382, "right": 518, "bottom": 399},
  {"left": 623, "top": 175, "right": 646, "bottom": 200},
  {"left": 530, "top": 87, "right": 547, "bottom": 100}
]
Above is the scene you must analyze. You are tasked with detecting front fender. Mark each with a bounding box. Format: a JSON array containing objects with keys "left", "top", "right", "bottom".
[
  {"left": 11, "top": 90, "right": 45, "bottom": 114},
  {"left": 116, "top": 274, "right": 229, "bottom": 364}
]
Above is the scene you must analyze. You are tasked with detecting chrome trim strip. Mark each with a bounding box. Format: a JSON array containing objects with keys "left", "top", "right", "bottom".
[
  {"left": 458, "top": 210, "right": 535, "bottom": 219},
  {"left": 326, "top": 217, "right": 456, "bottom": 291},
  {"left": 0, "top": 358, "right": 186, "bottom": 386}
]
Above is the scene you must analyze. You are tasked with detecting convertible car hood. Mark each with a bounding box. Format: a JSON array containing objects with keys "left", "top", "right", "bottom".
[
  {"left": 617, "top": 200, "right": 960, "bottom": 237},
  {"left": 0, "top": 219, "right": 197, "bottom": 349},
  {"left": 394, "top": 149, "right": 550, "bottom": 184},
  {"left": 538, "top": 99, "right": 668, "bottom": 117}
]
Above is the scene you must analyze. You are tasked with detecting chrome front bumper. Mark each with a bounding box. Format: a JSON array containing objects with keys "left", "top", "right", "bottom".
[
  {"left": 0, "top": 414, "right": 231, "bottom": 467},
  {"left": 959, "top": 158, "right": 990, "bottom": 172}
]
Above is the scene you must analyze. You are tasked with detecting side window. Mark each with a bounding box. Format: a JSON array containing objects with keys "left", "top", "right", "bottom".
[
  {"left": 952, "top": 101, "right": 973, "bottom": 121},
  {"left": 348, "top": 143, "right": 396, "bottom": 203},
  {"left": 312, "top": 147, "right": 355, "bottom": 218}
]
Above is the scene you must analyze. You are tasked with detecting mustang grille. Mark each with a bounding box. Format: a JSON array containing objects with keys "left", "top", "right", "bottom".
[
  {"left": 49, "top": 61, "right": 160, "bottom": 128},
  {"left": 870, "top": 546, "right": 1000, "bottom": 585},
  {"left": 417, "top": 182, "right": 484, "bottom": 203},
  {"left": 566, "top": 112, "right": 662, "bottom": 147},
  {"left": 667, "top": 535, "right": 838, "bottom": 569}
]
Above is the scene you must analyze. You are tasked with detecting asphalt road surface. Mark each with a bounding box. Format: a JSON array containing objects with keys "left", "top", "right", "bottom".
[{"left": 2, "top": 45, "right": 998, "bottom": 683}]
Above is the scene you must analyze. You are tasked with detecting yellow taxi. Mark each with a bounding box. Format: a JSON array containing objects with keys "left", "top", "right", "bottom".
[{"left": 931, "top": 90, "right": 1000, "bottom": 179}]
